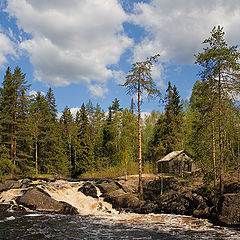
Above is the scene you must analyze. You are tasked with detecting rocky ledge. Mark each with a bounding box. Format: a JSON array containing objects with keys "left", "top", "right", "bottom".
[{"left": 0, "top": 176, "right": 239, "bottom": 227}]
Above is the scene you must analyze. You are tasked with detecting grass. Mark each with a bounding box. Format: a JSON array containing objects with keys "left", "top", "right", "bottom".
[{"left": 80, "top": 161, "right": 157, "bottom": 179}]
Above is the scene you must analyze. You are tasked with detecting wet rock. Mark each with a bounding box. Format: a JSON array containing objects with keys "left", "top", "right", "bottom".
[
  {"left": 96, "top": 180, "right": 120, "bottom": 194},
  {"left": 103, "top": 188, "right": 145, "bottom": 212},
  {"left": 140, "top": 202, "right": 158, "bottom": 214},
  {"left": 0, "top": 203, "right": 26, "bottom": 212},
  {"left": 0, "top": 203, "right": 12, "bottom": 211},
  {"left": 218, "top": 193, "right": 240, "bottom": 226},
  {"left": 16, "top": 187, "right": 78, "bottom": 215},
  {"left": 193, "top": 207, "right": 210, "bottom": 218},
  {"left": 59, "top": 201, "right": 79, "bottom": 215},
  {"left": 0, "top": 180, "right": 22, "bottom": 192},
  {"left": 78, "top": 182, "right": 98, "bottom": 198}
]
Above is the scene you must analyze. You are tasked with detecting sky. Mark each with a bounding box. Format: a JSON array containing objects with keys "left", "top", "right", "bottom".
[{"left": 0, "top": 0, "right": 240, "bottom": 115}]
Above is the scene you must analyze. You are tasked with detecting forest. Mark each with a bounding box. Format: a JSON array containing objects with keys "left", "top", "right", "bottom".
[{"left": 0, "top": 26, "right": 239, "bottom": 188}]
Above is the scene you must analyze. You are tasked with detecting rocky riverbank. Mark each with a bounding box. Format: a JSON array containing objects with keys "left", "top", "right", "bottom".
[{"left": 0, "top": 175, "right": 239, "bottom": 227}]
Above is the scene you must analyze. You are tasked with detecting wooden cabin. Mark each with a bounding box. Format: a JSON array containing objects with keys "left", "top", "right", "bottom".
[{"left": 157, "top": 150, "right": 198, "bottom": 175}]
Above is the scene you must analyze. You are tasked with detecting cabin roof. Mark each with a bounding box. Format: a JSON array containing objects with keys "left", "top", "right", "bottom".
[{"left": 157, "top": 150, "right": 186, "bottom": 163}]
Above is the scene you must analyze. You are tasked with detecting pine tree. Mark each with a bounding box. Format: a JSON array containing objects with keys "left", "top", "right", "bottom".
[
  {"left": 123, "top": 54, "right": 161, "bottom": 195},
  {"left": 195, "top": 25, "right": 240, "bottom": 193},
  {"left": 186, "top": 80, "right": 217, "bottom": 173}
]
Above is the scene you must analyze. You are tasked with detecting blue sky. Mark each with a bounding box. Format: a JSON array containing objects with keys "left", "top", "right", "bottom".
[{"left": 0, "top": 0, "right": 240, "bottom": 115}]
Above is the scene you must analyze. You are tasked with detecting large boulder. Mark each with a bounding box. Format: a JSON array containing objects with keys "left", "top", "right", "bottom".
[
  {"left": 78, "top": 182, "right": 98, "bottom": 198},
  {"left": 16, "top": 187, "right": 78, "bottom": 215},
  {"left": 96, "top": 180, "right": 120, "bottom": 194},
  {"left": 103, "top": 188, "right": 145, "bottom": 212},
  {"left": 218, "top": 193, "right": 240, "bottom": 226}
]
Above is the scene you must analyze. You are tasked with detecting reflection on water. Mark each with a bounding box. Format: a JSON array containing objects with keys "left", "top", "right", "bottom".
[{"left": 0, "top": 211, "right": 239, "bottom": 240}]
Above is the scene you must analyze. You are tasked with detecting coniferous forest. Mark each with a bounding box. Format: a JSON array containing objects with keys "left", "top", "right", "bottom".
[{"left": 0, "top": 26, "right": 239, "bottom": 186}]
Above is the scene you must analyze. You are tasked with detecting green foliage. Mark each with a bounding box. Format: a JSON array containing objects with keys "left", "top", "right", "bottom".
[
  {"left": 122, "top": 149, "right": 129, "bottom": 167},
  {"left": 150, "top": 82, "right": 183, "bottom": 160},
  {"left": 123, "top": 54, "right": 161, "bottom": 194},
  {"left": 74, "top": 104, "right": 94, "bottom": 176},
  {"left": 81, "top": 161, "right": 139, "bottom": 179},
  {"left": 194, "top": 26, "right": 240, "bottom": 190},
  {"left": 0, "top": 66, "right": 31, "bottom": 174}
]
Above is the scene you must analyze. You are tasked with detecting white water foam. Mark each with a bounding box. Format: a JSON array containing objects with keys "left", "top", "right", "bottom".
[
  {"left": 5, "top": 216, "right": 15, "bottom": 221},
  {"left": 43, "top": 180, "right": 118, "bottom": 215}
]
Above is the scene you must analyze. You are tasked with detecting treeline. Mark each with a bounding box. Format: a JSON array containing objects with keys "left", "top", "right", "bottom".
[
  {"left": 0, "top": 26, "right": 239, "bottom": 182},
  {"left": 0, "top": 67, "right": 239, "bottom": 179}
]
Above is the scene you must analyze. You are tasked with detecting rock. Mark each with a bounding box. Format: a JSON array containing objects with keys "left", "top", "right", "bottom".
[
  {"left": 0, "top": 203, "right": 12, "bottom": 211},
  {"left": 59, "top": 201, "right": 79, "bottom": 215},
  {"left": 0, "top": 180, "right": 22, "bottom": 192},
  {"left": 141, "top": 202, "right": 158, "bottom": 213},
  {"left": 16, "top": 187, "right": 78, "bottom": 215},
  {"left": 78, "top": 182, "right": 98, "bottom": 198},
  {"left": 96, "top": 180, "right": 120, "bottom": 194},
  {"left": 218, "top": 193, "right": 240, "bottom": 226},
  {"left": 0, "top": 203, "right": 26, "bottom": 212},
  {"left": 103, "top": 189, "right": 145, "bottom": 212},
  {"left": 224, "top": 182, "right": 240, "bottom": 194},
  {"left": 193, "top": 207, "right": 210, "bottom": 218}
]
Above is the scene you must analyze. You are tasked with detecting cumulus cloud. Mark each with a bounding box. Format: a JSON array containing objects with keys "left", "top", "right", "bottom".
[
  {"left": 131, "top": 0, "right": 240, "bottom": 65},
  {"left": 5, "top": 0, "right": 133, "bottom": 92},
  {"left": 88, "top": 84, "right": 108, "bottom": 98},
  {"left": 0, "top": 32, "right": 15, "bottom": 67},
  {"left": 112, "top": 70, "right": 126, "bottom": 85}
]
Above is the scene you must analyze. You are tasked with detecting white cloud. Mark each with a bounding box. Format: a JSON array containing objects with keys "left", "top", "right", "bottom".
[
  {"left": 70, "top": 107, "right": 81, "bottom": 118},
  {"left": 89, "top": 84, "right": 108, "bottom": 98},
  {"left": 131, "top": 0, "right": 240, "bottom": 65},
  {"left": 29, "top": 89, "right": 46, "bottom": 97},
  {"left": 152, "top": 62, "right": 165, "bottom": 89},
  {"left": 112, "top": 70, "right": 126, "bottom": 85},
  {"left": 0, "top": 33, "right": 15, "bottom": 67},
  {"left": 5, "top": 0, "right": 133, "bottom": 90}
]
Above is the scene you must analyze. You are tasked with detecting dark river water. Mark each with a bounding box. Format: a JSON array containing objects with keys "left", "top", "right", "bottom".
[{"left": 0, "top": 211, "right": 239, "bottom": 240}]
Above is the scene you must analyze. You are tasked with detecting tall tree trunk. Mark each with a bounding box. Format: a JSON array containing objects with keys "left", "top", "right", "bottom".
[
  {"left": 35, "top": 136, "right": 38, "bottom": 175},
  {"left": 138, "top": 76, "right": 143, "bottom": 196},
  {"left": 238, "top": 144, "right": 240, "bottom": 182},
  {"left": 13, "top": 111, "right": 17, "bottom": 165},
  {"left": 11, "top": 125, "right": 14, "bottom": 161},
  {"left": 218, "top": 71, "right": 223, "bottom": 194},
  {"left": 68, "top": 135, "right": 72, "bottom": 165},
  {"left": 212, "top": 120, "right": 216, "bottom": 186}
]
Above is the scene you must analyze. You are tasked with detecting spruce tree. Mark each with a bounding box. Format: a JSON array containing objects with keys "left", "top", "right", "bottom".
[
  {"left": 151, "top": 82, "right": 183, "bottom": 160},
  {"left": 60, "top": 106, "right": 75, "bottom": 174},
  {"left": 102, "top": 99, "right": 122, "bottom": 167},
  {"left": 0, "top": 66, "right": 30, "bottom": 174},
  {"left": 75, "top": 104, "right": 94, "bottom": 176}
]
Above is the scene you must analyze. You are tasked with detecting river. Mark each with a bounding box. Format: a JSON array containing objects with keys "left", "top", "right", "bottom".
[
  {"left": 0, "top": 179, "right": 240, "bottom": 239},
  {"left": 0, "top": 211, "right": 239, "bottom": 239}
]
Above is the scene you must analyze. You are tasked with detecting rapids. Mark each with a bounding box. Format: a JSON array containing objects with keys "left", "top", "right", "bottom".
[{"left": 0, "top": 179, "right": 240, "bottom": 239}]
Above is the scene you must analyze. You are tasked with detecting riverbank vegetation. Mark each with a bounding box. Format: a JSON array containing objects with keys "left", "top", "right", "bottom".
[{"left": 0, "top": 26, "right": 239, "bottom": 191}]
